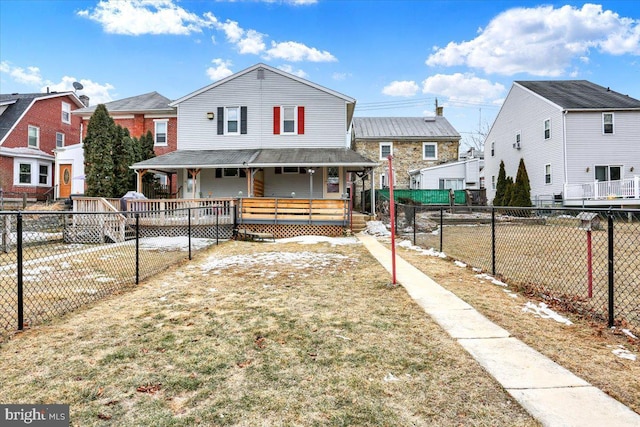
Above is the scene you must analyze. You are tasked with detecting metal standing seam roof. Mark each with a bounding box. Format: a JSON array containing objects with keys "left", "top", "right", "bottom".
[
  {"left": 516, "top": 80, "right": 640, "bottom": 110},
  {"left": 352, "top": 117, "right": 461, "bottom": 140},
  {"left": 131, "top": 148, "right": 377, "bottom": 170},
  {"left": 73, "top": 91, "right": 174, "bottom": 115}
]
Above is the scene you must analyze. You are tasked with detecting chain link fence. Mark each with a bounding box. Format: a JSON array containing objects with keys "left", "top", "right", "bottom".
[
  {"left": 377, "top": 198, "right": 640, "bottom": 335},
  {"left": 0, "top": 207, "right": 235, "bottom": 340}
]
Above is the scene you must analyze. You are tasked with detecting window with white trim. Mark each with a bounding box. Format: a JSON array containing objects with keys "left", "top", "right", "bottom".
[
  {"left": 439, "top": 178, "right": 463, "bottom": 190},
  {"left": 490, "top": 141, "right": 495, "bottom": 157},
  {"left": 56, "top": 132, "right": 64, "bottom": 148},
  {"left": 603, "top": 113, "right": 614, "bottom": 134},
  {"left": 491, "top": 175, "right": 496, "bottom": 190},
  {"left": 39, "top": 165, "right": 49, "bottom": 185},
  {"left": 61, "top": 102, "right": 71, "bottom": 124},
  {"left": 544, "top": 119, "right": 551, "bottom": 140},
  {"left": 154, "top": 120, "right": 168, "bottom": 146},
  {"left": 282, "top": 106, "right": 297, "bottom": 134},
  {"left": 545, "top": 164, "right": 552, "bottom": 184},
  {"left": 19, "top": 164, "right": 31, "bottom": 184},
  {"left": 423, "top": 142, "right": 437, "bottom": 160},
  {"left": 514, "top": 131, "right": 521, "bottom": 149},
  {"left": 28, "top": 125, "right": 39, "bottom": 147},
  {"left": 226, "top": 107, "right": 240, "bottom": 134},
  {"left": 379, "top": 142, "right": 392, "bottom": 160}
]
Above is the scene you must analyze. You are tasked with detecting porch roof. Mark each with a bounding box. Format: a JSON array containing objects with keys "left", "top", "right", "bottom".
[{"left": 131, "top": 148, "right": 376, "bottom": 171}]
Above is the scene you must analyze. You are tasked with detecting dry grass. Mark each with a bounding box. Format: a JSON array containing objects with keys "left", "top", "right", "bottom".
[
  {"left": 0, "top": 239, "right": 538, "bottom": 426},
  {"left": 396, "top": 243, "right": 640, "bottom": 415}
]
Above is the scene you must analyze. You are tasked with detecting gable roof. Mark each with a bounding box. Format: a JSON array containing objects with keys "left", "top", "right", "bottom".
[
  {"left": 352, "top": 117, "right": 461, "bottom": 140},
  {"left": 515, "top": 80, "right": 640, "bottom": 110},
  {"left": 73, "top": 91, "right": 174, "bottom": 116},
  {"left": 0, "top": 92, "right": 84, "bottom": 143},
  {"left": 170, "top": 63, "right": 356, "bottom": 106}
]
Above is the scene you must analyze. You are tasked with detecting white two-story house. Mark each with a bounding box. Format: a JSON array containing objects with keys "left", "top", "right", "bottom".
[
  {"left": 131, "top": 63, "right": 376, "bottom": 201},
  {"left": 484, "top": 80, "right": 640, "bottom": 207}
]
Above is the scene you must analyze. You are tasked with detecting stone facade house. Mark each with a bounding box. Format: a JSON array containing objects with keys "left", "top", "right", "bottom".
[{"left": 351, "top": 113, "right": 461, "bottom": 204}]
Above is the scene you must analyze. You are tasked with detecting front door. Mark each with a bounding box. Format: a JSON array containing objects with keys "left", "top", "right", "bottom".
[
  {"left": 323, "top": 166, "right": 343, "bottom": 199},
  {"left": 59, "top": 164, "right": 72, "bottom": 199}
]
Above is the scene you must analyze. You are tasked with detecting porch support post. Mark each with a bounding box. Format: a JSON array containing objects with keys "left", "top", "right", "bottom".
[
  {"left": 136, "top": 169, "right": 148, "bottom": 193},
  {"left": 188, "top": 168, "right": 201, "bottom": 199},
  {"left": 370, "top": 168, "right": 376, "bottom": 217}
]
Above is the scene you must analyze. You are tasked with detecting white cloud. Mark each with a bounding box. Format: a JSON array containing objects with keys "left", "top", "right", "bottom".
[
  {"left": 277, "top": 64, "right": 308, "bottom": 78},
  {"left": 422, "top": 73, "right": 505, "bottom": 104},
  {"left": 77, "top": 0, "right": 214, "bottom": 36},
  {"left": 206, "top": 59, "right": 234, "bottom": 81},
  {"left": 10, "top": 65, "right": 44, "bottom": 86},
  {"left": 426, "top": 4, "right": 640, "bottom": 76},
  {"left": 217, "top": 19, "right": 244, "bottom": 43},
  {"left": 265, "top": 41, "right": 336, "bottom": 62},
  {"left": 382, "top": 80, "right": 420, "bottom": 97},
  {"left": 237, "top": 30, "right": 267, "bottom": 55},
  {"left": 332, "top": 72, "right": 351, "bottom": 81},
  {"left": 43, "top": 76, "right": 115, "bottom": 105}
]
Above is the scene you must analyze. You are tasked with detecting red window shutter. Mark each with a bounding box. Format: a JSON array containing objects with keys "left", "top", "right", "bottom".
[
  {"left": 273, "top": 106, "right": 280, "bottom": 134},
  {"left": 297, "top": 106, "right": 305, "bottom": 135}
]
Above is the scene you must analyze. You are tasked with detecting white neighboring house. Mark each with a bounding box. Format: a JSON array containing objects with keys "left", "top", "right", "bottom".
[
  {"left": 484, "top": 80, "right": 640, "bottom": 207},
  {"left": 409, "top": 157, "right": 483, "bottom": 191},
  {"left": 53, "top": 143, "right": 85, "bottom": 196}
]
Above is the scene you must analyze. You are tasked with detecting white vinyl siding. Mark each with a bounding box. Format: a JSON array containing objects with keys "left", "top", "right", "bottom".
[{"left": 175, "top": 68, "right": 348, "bottom": 150}]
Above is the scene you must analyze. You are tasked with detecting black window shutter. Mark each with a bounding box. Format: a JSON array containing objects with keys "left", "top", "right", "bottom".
[
  {"left": 240, "top": 106, "right": 247, "bottom": 134},
  {"left": 215, "top": 168, "right": 222, "bottom": 178},
  {"left": 217, "top": 107, "right": 224, "bottom": 135}
]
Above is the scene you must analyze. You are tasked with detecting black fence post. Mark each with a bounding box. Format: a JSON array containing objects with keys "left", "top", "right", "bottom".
[
  {"left": 491, "top": 207, "right": 496, "bottom": 276},
  {"left": 188, "top": 208, "right": 192, "bottom": 261},
  {"left": 607, "top": 212, "right": 615, "bottom": 328},
  {"left": 135, "top": 213, "right": 140, "bottom": 285},
  {"left": 16, "top": 212, "right": 24, "bottom": 331},
  {"left": 439, "top": 208, "right": 443, "bottom": 252}
]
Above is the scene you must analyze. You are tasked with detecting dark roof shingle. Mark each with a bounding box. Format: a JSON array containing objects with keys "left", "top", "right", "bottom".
[{"left": 516, "top": 80, "right": 640, "bottom": 110}]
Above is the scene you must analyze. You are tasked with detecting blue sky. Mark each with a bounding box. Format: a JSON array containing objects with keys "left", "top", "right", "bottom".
[{"left": 1, "top": 0, "right": 639, "bottom": 148}]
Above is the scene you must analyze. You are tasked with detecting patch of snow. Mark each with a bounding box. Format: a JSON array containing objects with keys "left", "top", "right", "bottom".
[
  {"left": 609, "top": 345, "right": 637, "bottom": 361},
  {"left": 622, "top": 329, "right": 638, "bottom": 340},
  {"left": 475, "top": 273, "right": 508, "bottom": 287},
  {"left": 364, "top": 221, "right": 390, "bottom": 236},
  {"left": 522, "top": 302, "right": 573, "bottom": 326},
  {"left": 275, "top": 235, "right": 359, "bottom": 246},
  {"left": 138, "top": 236, "right": 216, "bottom": 251},
  {"left": 454, "top": 260, "right": 467, "bottom": 268},
  {"left": 397, "top": 239, "right": 446, "bottom": 258},
  {"left": 384, "top": 373, "right": 400, "bottom": 382},
  {"left": 502, "top": 289, "right": 518, "bottom": 298}
]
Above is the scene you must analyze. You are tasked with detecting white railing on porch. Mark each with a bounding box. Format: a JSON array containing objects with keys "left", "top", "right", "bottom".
[
  {"left": 124, "top": 198, "right": 236, "bottom": 226},
  {"left": 565, "top": 176, "right": 640, "bottom": 201},
  {"left": 71, "top": 197, "right": 127, "bottom": 242}
]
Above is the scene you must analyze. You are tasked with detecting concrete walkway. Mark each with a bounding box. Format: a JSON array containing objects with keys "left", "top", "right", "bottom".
[{"left": 357, "top": 233, "right": 640, "bottom": 427}]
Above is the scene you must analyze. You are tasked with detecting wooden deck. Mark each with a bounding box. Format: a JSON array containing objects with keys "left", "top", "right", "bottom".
[{"left": 238, "top": 198, "right": 348, "bottom": 224}]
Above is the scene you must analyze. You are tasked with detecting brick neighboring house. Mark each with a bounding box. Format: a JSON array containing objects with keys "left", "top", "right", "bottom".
[
  {"left": 351, "top": 112, "right": 461, "bottom": 205},
  {"left": 0, "top": 92, "right": 84, "bottom": 201},
  {"left": 67, "top": 91, "right": 177, "bottom": 197}
]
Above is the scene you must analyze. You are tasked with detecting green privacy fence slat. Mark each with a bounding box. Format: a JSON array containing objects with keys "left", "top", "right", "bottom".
[
  {"left": 376, "top": 189, "right": 451, "bottom": 205},
  {"left": 453, "top": 190, "right": 467, "bottom": 205}
]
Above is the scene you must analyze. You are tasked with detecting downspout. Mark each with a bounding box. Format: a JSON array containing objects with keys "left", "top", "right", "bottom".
[{"left": 562, "top": 110, "right": 568, "bottom": 199}]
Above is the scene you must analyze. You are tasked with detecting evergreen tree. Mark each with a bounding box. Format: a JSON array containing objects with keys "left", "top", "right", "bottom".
[
  {"left": 511, "top": 158, "right": 532, "bottom": 208},
  {"left": 112, "top": 125, "right": 136, "bottom": 197},
  {"left": 83, "top": 104, "right": 116, "bottom": 197},
  {"left": 502, "top": 176, "right": 514, "bottom": 208},
  {"left": 493, "top": 160, "right": 507, "bottom": 206}
]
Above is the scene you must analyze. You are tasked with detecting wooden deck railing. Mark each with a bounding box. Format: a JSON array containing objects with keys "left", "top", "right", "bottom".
[{"left": 239, "top": 198, "right": 348, "bottom": 224}]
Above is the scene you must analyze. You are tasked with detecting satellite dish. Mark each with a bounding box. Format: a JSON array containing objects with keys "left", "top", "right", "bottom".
[{"left": 72, "top": 81, "right": 84, "bottom": 91}]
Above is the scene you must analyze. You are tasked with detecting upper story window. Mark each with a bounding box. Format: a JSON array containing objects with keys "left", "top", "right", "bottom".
[
  {"left": 61, "top": 102, "right": 71, "bottom": 124},
  {"left": 490, "top": 141, "right": 495, "bottom": 157},
  {"left": 226, "top": 107, "right": 239, "bottom": 134},
  {"left": 603, "top": 113, "right": 614, "bottom": 134},
  {"left": 379, "top": 142, "right": 392, "bottom": 160},
  {"left": 154, "top": 120, "right": 168, "bottom": 146},
  {"left": 491, "top": 175, "right": 496, "bottom": 190},
  {"left": 273, "top": 106, "right": 304, "bottom": 135},
  {"left": 56, "top": 132, "right": 64, "bottom": 148},
  {"left": 544, "top": 119, "right": 551, "bottom": 139},
  {"left": 28, "top": 125, "right": 39, "bottom": 147},
  {"left": 514, "top": 131, "right": 521, "bottom": 149},
  {"left": 423, "top": 142, "right": 437, "bottom": 160}
]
